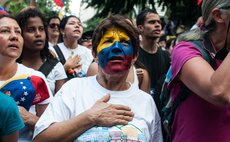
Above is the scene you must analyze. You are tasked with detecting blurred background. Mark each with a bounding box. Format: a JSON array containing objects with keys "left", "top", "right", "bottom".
[{"left": 0, "top": 0, "right": 202, "bottom": 36}]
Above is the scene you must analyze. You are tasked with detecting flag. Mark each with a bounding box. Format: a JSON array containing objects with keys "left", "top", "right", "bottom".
[
  {"left": 58, "top": 8, "right": 63, "bottom": 19},
  {"left": 0, "top": 6, "right": 8, "bottom": 14},
  {"left": 0, "top": 75, "right": 50, "bottom": 110},
  {"left": 53, "top": 0, "right": 65, "bottom": 7},
  {"left": 197, "top": 0, "right": 202, "bottom": 5}
]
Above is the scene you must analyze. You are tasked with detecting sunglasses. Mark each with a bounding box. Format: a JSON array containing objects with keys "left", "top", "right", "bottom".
[
  {"left": 49, "top": 23, "right": 60, "bottom": 29},
  {"left": 80, "top": 37, "right": 92, "bottom": 42}
]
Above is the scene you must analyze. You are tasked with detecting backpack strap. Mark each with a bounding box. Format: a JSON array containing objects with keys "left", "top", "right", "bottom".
[
  {"left": 53, "top": 45, "right": 66, "bottom": 65},
  {"left": 190, "top": 40, "right": 214, "bottom": 66},
  {"left": 38, "top": 58, "right": 59, "bottom": 77}
]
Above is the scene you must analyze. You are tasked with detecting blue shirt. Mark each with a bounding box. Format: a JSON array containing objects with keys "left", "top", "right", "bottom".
[{"left": 0, "top": 92, "right": 24, "bottom": 136}]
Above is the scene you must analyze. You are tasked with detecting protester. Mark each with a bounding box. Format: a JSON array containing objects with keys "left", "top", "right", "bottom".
[
  {"left": 136, "top": 9, "right": 171, "bottom": 112},
  {"left": 78, "top": 30, "right": 93, "bottom": 49},
  {"left": 16, "top": 7, "right": 67, "bottom": 94},
  {"left": 33, "top": 15, "right": 163, "bottom": 142},
  {"left": 87, "top": 15, "right": 151, "bottom": 93},
  {"left": 50, "top": 15, "right": 93, "bottom": 79},
  {"left": 47, "top": 15, "right": 61, "bottom": 47},
  {"left": 168, "top": 0, "right": 230, "bottom": 141},
  {"left": 0, "top": 13, "right": 52, "bottom": 142},
  {"left": 0, "top": 92, "right": 24, "bottom": 142}
]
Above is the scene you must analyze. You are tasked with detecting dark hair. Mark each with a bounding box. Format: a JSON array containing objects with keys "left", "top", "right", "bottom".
[
  {"left": 47, "top": 15, "right": 60, "bottom": 25},
  {"left": 16, "top": 7, "right": 51, "bottom": 61},
  {"left": 136, "top": 9, "right": 158, "bottom": 26},
  {"left": 0, "top": 14, "right": 16, "bottom": 21},
  {"left": 59, "top": 15, "right": 81, "bottom": 42},
  {"left": 159, "top": 35, "right": 166, "bottom": 42},
  {"left": 78, "top": 30, "right": 93, "bottom": 44},
  {"left": 166, "top": 37, "right": 176, "bottom": 50},
  {"left": 92, "top": 14, "right": 140, "bottom": 57}
]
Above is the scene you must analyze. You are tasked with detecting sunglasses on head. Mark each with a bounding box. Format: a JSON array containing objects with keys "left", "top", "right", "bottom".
[{"left": 49, "top": 23, "right": 60, "bottom": 29}]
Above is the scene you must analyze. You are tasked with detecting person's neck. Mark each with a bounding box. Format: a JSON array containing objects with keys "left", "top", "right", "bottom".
[
  {"left": 96, "top": 70, "right": 131, "bottom": 91},
  {"left": 21, "top": 51, "right": 43, "bottom": 70},
  {"left": 0, "top": 60, "right": 17, "bottom": 81},
  {"left": 49, "top": 36, "right": 59, "bottom": 45},
  {"left": 210, "top": 28, "right": 227, "bottom": 52},
  {"left": 63, "top": 38, "right": 78, "bottom": 49},
  {"left": 141, "top": 36, "right": 158, "bottom": 54}
]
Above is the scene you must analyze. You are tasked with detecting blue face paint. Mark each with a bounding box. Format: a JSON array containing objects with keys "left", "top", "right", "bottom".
[{"left": 98, "top": 40, "right": 133, "bottom": 74}]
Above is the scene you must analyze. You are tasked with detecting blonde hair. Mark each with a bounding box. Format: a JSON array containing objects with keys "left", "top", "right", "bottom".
[
  {"left": 178, "top": 0, "right": 230, "bottom": 42},
  {"left": 202, "top": 0, "right": 230, "bottom": 27}
]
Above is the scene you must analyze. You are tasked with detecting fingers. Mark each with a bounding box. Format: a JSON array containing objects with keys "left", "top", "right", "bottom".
[
  {"left": 116, "top": 109, "right": 134, "bottom": 117},
  {"left": 113, "top": 104, "right": 132, "bottom": 111},
  {"left": 115, "top": 115, "right": 133, "bottom": 124}
]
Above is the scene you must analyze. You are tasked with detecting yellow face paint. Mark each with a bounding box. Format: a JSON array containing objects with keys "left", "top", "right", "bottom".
[{"left": 97, "top": 26, "right": 130, "bottom": 53}]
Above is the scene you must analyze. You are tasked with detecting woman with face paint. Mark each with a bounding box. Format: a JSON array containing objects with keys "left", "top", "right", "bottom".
[
  {"left": 34, "top": 15, "right": 163, "bottom": 142},
  {"left": 87, "top": 15, "right": 151, "bottom": 93},
  {"left": 166, "top": 0, "right": 230, "bottom": 141}
]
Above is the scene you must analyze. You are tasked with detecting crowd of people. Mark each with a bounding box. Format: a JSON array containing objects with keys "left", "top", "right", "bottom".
[{"left": 0, "top": 0, "right": 230, "bottom": 141}]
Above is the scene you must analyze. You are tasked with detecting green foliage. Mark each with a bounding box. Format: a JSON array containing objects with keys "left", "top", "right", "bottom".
[
  {"left": 82, "top": 0, "right": 201, "bottom": 27},
  {"left": 83, "top": 17, "right": 104, "bottom": 32},
  {"left": 82, "top": 0, "right": 156, "bottom": 18},
  {"left": 3, "top": 0, "right": 28, "bottom": 15},
  {"left": 157, "top": 0, "right": 201, "bottom": 27},
  {"left": 3, "top": 0, "right": 71, "bottom": 17}
]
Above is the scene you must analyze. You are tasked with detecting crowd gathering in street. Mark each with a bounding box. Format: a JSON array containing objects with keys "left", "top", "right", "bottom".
[{"left": 0, "top": 0, "right": 230, "bottom": 141}]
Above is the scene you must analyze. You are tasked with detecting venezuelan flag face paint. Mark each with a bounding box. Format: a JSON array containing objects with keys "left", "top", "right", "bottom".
[{"left": 97, "top": 27, "right": 134, "bottom": 74}]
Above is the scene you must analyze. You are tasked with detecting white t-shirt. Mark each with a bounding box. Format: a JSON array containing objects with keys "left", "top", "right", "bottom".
[
  {"left": 50, "top": 43, "right": 93, "bottom": 76},
  {"left": 34, "top": 76, "right": 163, "bottom": 142},
  {"left": 46, "top": 62, "right": 67, "bottom": 95},
  {"left": 0, "top": 63, "right": 53, "bottom": 142}
]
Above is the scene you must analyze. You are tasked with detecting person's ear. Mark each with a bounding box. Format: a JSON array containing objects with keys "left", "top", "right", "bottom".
[
  {"left": 132, "top": 52, "right": 139, "bottom": 64},
  {"left": 211, "top": 8, "right": 225, "bottom": 23},
  {"left": 92, "top": 50, "right": 97, "bottom": 60},
  {"left": 60, "top": 29, "right": 65, "bottom": 37},
  {"left": 137, "top": 25, "right": 144, "bottom": 33}
]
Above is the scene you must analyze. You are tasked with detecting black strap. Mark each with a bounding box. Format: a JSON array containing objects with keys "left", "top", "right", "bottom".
[
  {"left": 38, "top": 58, "right": 59, "bottom": 77},
  {"left": 190, "top": 40, "right": 214, "bottom": 66},
  {"left": 53, "top": 45, "right": 66, "bottom": 65}
]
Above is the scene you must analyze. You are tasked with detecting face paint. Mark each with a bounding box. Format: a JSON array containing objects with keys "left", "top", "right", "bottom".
[{"left": 97, "top": 27, "right": 134, "bottom": 74}]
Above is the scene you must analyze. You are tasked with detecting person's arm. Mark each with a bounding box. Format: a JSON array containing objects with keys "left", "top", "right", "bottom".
[
  {"left": 34, "top": 95, "right": 134, "bottom": 142},
  {"left": 179, "top": 54, "right": 230, "bottom": 106},
  {"left": 18, "top": 103, "right": 48, "bottom": 131},
  {"left": 87, "top": 62, "right": 98, "bottom": 76},
  {"left": 54, "top": 79, "right": 66, "bottom": 94},
  {"left": 0, "top": 131, "right": 19, "bottom": 142},
  {"left": 139, "top": 69, "right": 151, "bottom": 93}
]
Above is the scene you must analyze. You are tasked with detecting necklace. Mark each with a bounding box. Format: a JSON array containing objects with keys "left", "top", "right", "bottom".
[{"left": 67, "top": 48, "right": 75, "bottom": 58}]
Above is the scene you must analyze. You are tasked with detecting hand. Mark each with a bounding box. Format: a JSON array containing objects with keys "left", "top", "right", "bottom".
[
  {"left": 196, "top": 16, "right": 204, "bottom": 27},
  {"left": 65, "top": 55, "right": 82, "bottom": 70},
  {"left": 87, "top": 94, "right": 134, "bottom": 127},
  {"left": 18, "top": 106, "right": 38, "bottom": 126}
]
